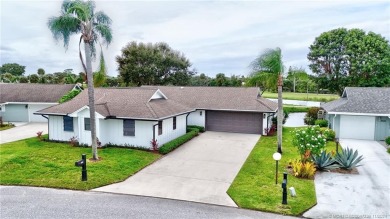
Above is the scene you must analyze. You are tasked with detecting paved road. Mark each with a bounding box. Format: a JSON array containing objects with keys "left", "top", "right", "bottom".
[
  {"left": 304, "top": 139, "right": 390, "bottom": 218},
  {"left": 93, "top": 132, "right": 259, "bottom": 207},
  {"left": 0, "top": 186, "right": 296, "bottom": 219},
  {"left": 0, "top": 122, "right": 47, "bottom": 144}
]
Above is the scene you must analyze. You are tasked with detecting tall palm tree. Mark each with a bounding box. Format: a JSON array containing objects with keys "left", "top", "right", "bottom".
[
  {"left": 250, "top": 48, "right": 284, "bottom": 153},
  {"left": 48, "top": 0, "right": 112, "bottom": 160}
]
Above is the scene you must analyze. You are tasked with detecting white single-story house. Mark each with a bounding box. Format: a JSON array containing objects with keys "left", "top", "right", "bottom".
[
  {"left": 0, "top": 83, "right": 75, "bottom": 122},
  {"left": 36, "top": 86, "right": 278, "bottom": 148},
  {"left": 322, "top": 87, "right": 390, "bottom": 141}
]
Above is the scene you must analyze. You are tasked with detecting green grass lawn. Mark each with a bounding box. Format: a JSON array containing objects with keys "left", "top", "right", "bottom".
[
  {"left": 284, "top": 106, "right": 310, "bottom": 114},
  {"left": 227, "top": 127, "right": 316, "bottom": 216},
  {"left": 0, "top": 137, "right": 160, "bottom": 190},
  {"left": 263, "top": 91, "right": 339, "bottom": 102}
]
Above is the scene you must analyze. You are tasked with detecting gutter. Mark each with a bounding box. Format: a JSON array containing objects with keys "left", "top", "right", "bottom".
[{"left": 185, "top": 113, "right": 190, "bottom": 128}]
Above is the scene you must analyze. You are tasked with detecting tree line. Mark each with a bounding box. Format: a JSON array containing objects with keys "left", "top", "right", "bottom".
[{"left": 2, "top": 28, "right": 389, "bottom": 95}]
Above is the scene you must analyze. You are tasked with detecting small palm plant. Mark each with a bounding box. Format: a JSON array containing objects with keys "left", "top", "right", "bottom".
[
  {"left": 334, "top": 147, "right": 364, "bottom": 170},
  {"left": 311, "top": 151, "right": 339, "bottom": 171}
]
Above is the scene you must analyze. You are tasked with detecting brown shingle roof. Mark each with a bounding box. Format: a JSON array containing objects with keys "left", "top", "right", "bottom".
[
  {"left": 0, "top": 83, "right": 74, "bottom": 103},
  {"left": 146, "top": 86, "right": 278, "bottom": 112},
  {"left": 37, "top": 86, "right": 278, "bottom": 120},
  {"left": 38, "top": 87, "right": 194, "bottom": 120}
]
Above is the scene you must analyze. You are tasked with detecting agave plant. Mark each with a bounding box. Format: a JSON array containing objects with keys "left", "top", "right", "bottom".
[
  {"left": 311, "top": 151, "right": 339, "bottom": 171},
  {"left": 334, "top": 147, "right": 364, "bottom": 170}
]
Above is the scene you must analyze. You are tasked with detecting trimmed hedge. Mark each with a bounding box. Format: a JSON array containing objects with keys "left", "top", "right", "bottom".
[
  {"left": 385, "top": 136, "right": 390, "bottom": 145},
  {"left": 159, "top": 128, "right": 199, "bottom": 154},
  {"left": 187, "top": 125, "right": 205, "bottom": 132},
  {"left": 315, "top": 119, "right": 328, "bottom": 127}
]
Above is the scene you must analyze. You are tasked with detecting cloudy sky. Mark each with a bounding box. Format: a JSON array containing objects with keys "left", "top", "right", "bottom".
[{"left": 1, "top": 0, "right": 389, "bottom": 77}]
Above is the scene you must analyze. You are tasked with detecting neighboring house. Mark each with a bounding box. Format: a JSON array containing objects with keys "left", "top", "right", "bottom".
[
  {"left": 0, "top": 83, "right": 75, "bottom": 122},
  {"left": 322, "top": 87, "right": 390, "bottom": 141},
  {"left": 36, "top": 86, "right": 277, "bottom": 148}
]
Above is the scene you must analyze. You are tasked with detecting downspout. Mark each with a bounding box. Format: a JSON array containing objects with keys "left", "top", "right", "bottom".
[
  {"left": 41, "top": 115, "right": 49, "bottom": 139},
  {"left": 185, "top": 113, "right": 190, "bottom": 130},
  {"left": 152, "top": 123, "right": 159, "bottom": 141},
  {"left": 333, "top": 114, "right": 338, "bottom": 138}
]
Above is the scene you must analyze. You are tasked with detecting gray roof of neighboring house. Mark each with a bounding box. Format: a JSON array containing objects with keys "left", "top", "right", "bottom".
[
  {"left": 0, "top": 83, "right": 75, "bottom": 104},
  {"left": 321, "top": 87, "right": 390, "bottom": 115},
  {"left": 37, "top": 86, "right": 278, "bottom": 120},
  {"left": 146, "top": 86, "right": 278, "bottom": 112}
]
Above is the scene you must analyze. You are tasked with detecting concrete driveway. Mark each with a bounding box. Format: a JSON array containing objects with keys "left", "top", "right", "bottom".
[
  {"left": 93, "top": 131, "right": 260, "bottom": 207},
  {"left": 0, "top": 123, "right": 48, "bottom": 144},
  {"left": 304, "top": 139, "right": 390, "bottom": 218}
]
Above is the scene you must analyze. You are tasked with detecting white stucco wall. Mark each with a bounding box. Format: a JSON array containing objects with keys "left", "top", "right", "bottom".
[
  {"left": 262, "top": 113, "right": 273, "bottom": 135},
  {"left": 77, "top": 108, "right": 102, "bottom": 146},
  {"left": 99, "top": 119, "right": 154, "bottom": 147},
  {"left": 155, "top": 114, "right": 187, "bottom": 145},
  {"left": 187, "top": 110, "right": 205, "bottom": 127},
  {"left": 48, "top": 115, "right": 78, "bottom": 141}
]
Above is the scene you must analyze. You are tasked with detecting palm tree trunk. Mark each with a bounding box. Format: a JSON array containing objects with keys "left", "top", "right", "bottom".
[
  {"left": 277, "top": 74, "right": 283, "bottom": 154},
  {"left": 84, "top": 42, "right": 98, "bottom": 160}
]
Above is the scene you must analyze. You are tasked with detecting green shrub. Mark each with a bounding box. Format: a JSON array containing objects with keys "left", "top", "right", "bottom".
[
  {"left": 59, "top": 89, "right": 81, "bottom": 103},
  {"left": 311, "top": 151, "right": 339, "bottom": 171},
  {"left": 334, "top": 147, "right": 364, "bottom": 170},
  {"left": 385, "top": 136, "right": 390, "bottom": 145},
  {"left": 187, "top": 125, "right": 205, "bottom": 132},
  {"left": 159, "top": 129, "right": 199, "bottom": 154},
  {"left": 320, "top": 128, "right": 336, "bottom": 141},
  {"left": 284, "top": 106, "right": 310, "bottom": 115},
  {"left": 315, "top": 119, "right": 328, "bottom": 127},
  {"left": 293, "top": 125, "right": 326, "bottom": 160},
  {"left": 304, "top": 107, "right": 320, "bottom": 125},
  {"left": 291, "top": 160, "right": 316, "bottom": 179}
]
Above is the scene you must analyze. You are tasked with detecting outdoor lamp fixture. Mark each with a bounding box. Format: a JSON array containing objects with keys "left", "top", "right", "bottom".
[
  {"left": 273, "top": 152, "right": 282, "bottom": 184},
  {"left": 335, "top": 138, "right": 339, "bottom": 153}
]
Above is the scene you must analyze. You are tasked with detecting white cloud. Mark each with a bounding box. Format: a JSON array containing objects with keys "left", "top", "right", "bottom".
[{"left": 0, "top": 0, "right": 389, "bottom": 77}]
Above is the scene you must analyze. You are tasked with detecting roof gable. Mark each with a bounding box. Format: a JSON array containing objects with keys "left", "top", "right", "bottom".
[{"left": 148, "top": 89, "right": 167, "bottom": 101}]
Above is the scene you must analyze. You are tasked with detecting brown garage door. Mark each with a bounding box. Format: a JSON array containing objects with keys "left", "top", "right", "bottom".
[{"left": 206, "top": 111, "right": 262, "bottom": 134}]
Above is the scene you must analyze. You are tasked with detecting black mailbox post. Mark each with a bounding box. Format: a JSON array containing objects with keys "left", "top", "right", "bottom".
[
  {"left": 75, "top": 154, "right": 87, "bottom": 181},
  {"left": 282, "top": 172, "right": 287, "bottom": 204}
]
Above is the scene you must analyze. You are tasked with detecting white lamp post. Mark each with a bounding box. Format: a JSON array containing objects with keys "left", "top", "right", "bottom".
[{"left": 273, "top": 152, "right": 282, "bottom": 184}]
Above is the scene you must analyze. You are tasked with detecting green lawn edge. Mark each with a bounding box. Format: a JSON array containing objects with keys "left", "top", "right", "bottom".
[
  {"left": 227, "top": 127, "right": 317, "bottom": 216},
  {"left": 262, "top": 91, "right": 339, "bottom": 102},
  {"left": 0, "top": 137, "right": 161, "bottom": 190}
]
